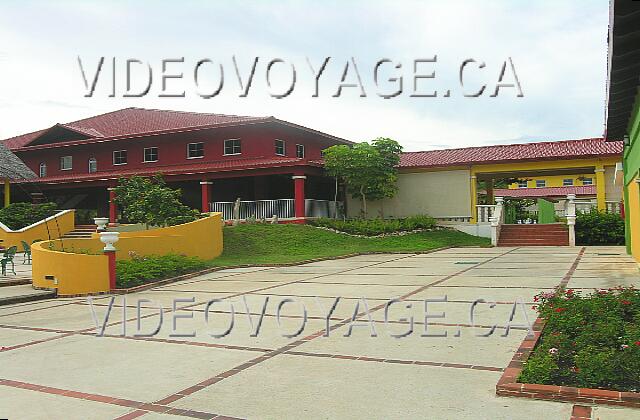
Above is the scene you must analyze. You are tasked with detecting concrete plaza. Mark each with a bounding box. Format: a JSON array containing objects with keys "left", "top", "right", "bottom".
[{"left": 0, "top": 246, "right": 638, "bottom": 419}]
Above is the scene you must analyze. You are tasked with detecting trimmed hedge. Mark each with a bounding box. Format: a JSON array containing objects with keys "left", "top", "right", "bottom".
[
  {"left": 308, "top": 215, "right": 437, "bottom": 236},
  {"left": 519, "top": 287, "right": 640, "bottom": 392},
  {"left": 0, "top": 202, "right": 58, "bottom": 230},
  {"left": 116, "top": 254, "right": 208, "bottom": 289},
  {"left": 575, "top": 210, "right": 625, "bottom": 245}
]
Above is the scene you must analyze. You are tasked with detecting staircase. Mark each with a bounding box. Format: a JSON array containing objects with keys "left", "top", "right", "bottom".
[
  {"left": 60, "top": 224, "right": 97, "bottom": 239},
  {"left": 497, "top": 223, "right": 569, "bottom": 246}
]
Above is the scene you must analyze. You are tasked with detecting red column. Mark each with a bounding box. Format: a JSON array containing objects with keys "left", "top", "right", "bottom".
[
  {"left": 200, "top": 181, "right": 213, "bottom": 213},
  {"left": 108, "top": 187, "right": 117, "bottom": 225},
  {"left": 292, "top": 175, "right": 306, "bottom": 221},
  {"left": 106, "top": 250, "right": 116, "bottom": 290}
]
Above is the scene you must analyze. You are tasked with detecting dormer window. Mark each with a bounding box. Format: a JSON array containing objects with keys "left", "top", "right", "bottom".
[
  {"left": 223, "top": 139, "right": 241, "bottom": 156},
  {"left": 60, "top": 156, "right": 72, "bottom": 171},
  {"left": 296, "top": 144, "right": 305, "bottom": 158},
  {"left": 39, "top": 162, "right": 47, "bottom": 177},
  {"left": 275, "top": 139, "right": 285, "bottom": 156},
  {"left": 113, "top": 150, "right": 127, "bottom": 165},
  {"left": 144, "top": 147, "right": 158, "bottom": 162},
  {"left": 188, "top": 142, "right": 205, "bottom": 158},
  {"left": 88, "top": 157, "right": 97, "bottom": 173}
]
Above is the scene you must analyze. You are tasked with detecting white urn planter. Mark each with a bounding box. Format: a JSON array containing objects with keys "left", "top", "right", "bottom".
[
  {"left": 94, "top": 217, "right": 109, "bottom": 231},
  {"left": 99, "top": 231, "right": 120, "bottom": 251}
]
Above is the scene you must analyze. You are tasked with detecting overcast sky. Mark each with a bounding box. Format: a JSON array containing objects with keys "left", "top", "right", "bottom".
[{"left": 0, "top": 0, "right": 610, "bottom": 151}]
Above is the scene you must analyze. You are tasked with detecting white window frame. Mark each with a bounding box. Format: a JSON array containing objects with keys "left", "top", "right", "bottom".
[
  {"left": 535, "top": 180, "right": 546, "bottom": 188},
  {"left": 517, "top": 181, "right": 527, "bottom": 189},
  {"left": 275, "top": 139, "right": 286, "bottom": 156},
  {"left": 113, "top": 150, "right": 128, "bottom": 166},
  {"left": 582, "top": 177, "right": 593, "bottom": 185},
  {"left": 60, "top": 156, "right": 72, "bottom": 171},
  {"left": 562, "top": 178, "right": 574, "bottom": 187},
  {"left": 143, "top": 147, "right": 159, "bottom": 163},
  {"left": 187, "top": 142, "right": 205, "bottom": 159},
  {"left": 39, "top": 162, "right": 47, "bottom": 177},
  {"left": 88, "top": 157, "right": 97, "bottom": 173},
  {"left": 296, "top": 144, "right": 305, "bottom": 158},
  {"left": 223, "top": 139, "right": 241, "bottom": 156}
]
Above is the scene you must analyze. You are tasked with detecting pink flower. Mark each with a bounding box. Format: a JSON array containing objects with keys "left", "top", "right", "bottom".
[
  {"left": 621, "top": 344, "right": 629, "bottom": 350},
  {"left": 621, "top": 300, "right": 632, "bottom": 305}
]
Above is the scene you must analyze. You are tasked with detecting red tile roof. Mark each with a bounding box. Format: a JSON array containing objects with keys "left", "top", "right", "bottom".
[
  {"left": 2, "top": 108, "right": 271, "bottom": 149},
  {"left": 16, "top": 156, "right": 318, "bottom": 184},
  {"left": 400, "top": 138, "right": 623, "bottom": 169},
  {"left": 493, "top": 186, "right": 596, "bottom": 198}
]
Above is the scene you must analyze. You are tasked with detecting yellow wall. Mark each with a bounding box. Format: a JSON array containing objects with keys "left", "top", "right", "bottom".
[
  {"left": 628, "top": 178, "right": 640, "bottom": 263},
  {"left": 0, "top": 210, "right": 75, "bottom": 249},
  {"left": 508, "top": 174, "right": 596, "bottom": 189},
  {"left": 32, "top": 241, "right": 110, "bottom": 296},
  {"left": 31, "top": 213, "right": 223, "bottom": 296}
]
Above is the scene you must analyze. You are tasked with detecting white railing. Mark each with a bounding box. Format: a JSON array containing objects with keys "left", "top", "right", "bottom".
[
  {"left": 606, "top": 201, "right": 622, "bottom": 214},
  {"left": 210, "top": 199, "right": 342, "bottom": 220},
  {"left": 489, "top": 197, "right": 504, "bottom": 246},
  {"left": 476, "top": 205, "right": 496, "bottom": 224},
  {"left": 565, "top": 194, "right": 576, "bottom": 246}
]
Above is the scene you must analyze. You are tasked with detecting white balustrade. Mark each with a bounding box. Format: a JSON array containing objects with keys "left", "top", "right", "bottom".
[
  {"left": 476, "top": 205, "right": 497, "bottom": 224},
  {"left": 565, "top": 194, "right": 576, "bottom": 246},
  {"left": 489, "top": 197, "right": 504, "bottom": 246}
]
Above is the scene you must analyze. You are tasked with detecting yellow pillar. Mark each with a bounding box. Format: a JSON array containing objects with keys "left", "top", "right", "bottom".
[
  {"left": 595, "top": 164, "right": 606, "bottom": 211},
  {"left": 3, "top": 179, "right": 9, "bottom": 208},
  {"left": 470, "top": 174, "right": 478, "bottom": 223}
]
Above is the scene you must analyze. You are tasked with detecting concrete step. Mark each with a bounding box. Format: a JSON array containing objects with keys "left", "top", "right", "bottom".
[{"left": 0, "top": 285, "right": 55, "bottom": 306}]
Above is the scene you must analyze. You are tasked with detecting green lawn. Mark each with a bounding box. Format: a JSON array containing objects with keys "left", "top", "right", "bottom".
[{"left": 210, "top": 224, "right": 490, "bottom": 266}]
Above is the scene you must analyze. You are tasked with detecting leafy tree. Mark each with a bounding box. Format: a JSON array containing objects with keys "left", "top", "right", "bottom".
[
  {"left": 113, "top": 176, "right": 200, "bottom": 228},
  {"left": 0, "top": 202, "right": 57, "bottom": 230},
  {"left": 323, "top": 137, "right": 402, "bottom": 218}
]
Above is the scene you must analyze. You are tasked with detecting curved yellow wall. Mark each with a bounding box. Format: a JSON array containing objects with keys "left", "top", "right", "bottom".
[
  {"left": 31, "top": 213, "right": 223, "bottom": 296},
  {"left": 628, "top": 178, "right": 640, "bottom": 263},
  {"left": 112, "top": 213, "right": 223, "bottom": 260},
  {"left": 32, "top": 240, "right": 110, "bottom": 296},
  {"left": 0, "top": 210, "right": 75, "bottom": 249}
]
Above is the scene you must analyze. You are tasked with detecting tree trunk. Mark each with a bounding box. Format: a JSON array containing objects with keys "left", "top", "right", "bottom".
[
  {"left": 360, "top": 186, "right": 367, "bottom": 219},
  {"left": 333, "top": 177, "right": 339, "bottom": 219}
]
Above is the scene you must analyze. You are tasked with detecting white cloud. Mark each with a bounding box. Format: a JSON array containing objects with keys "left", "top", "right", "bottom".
[{"left": 0, "top": 0, "right": 609, "bottom": 151}]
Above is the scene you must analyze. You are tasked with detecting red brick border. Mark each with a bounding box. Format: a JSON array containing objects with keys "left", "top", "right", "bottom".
[{"left": 496, "top": 247, "right": 640, "bottom": 409}]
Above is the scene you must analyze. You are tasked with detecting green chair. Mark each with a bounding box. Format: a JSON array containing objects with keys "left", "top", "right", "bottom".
[
  {"left": 1, "top": 246, "right": 18, "bottom": 276},
  {"left": 20, "top": 241, "right": 31, "bottom": 264}
]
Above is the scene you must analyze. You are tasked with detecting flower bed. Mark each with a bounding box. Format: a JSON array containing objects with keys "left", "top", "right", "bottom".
[
  {"left": 116, "top": 254, "right": 208, "bottom": 289},
  {"left": 307, "top": 215, "right": 436, "bottom": 236},
  {"left": 520, "top": 287, "right": 640, "bottom": 392}
]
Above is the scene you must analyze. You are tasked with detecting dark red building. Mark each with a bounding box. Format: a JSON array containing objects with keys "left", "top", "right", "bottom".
[{"left": 2, "top": 108, "right": 351, "bottom": 223}]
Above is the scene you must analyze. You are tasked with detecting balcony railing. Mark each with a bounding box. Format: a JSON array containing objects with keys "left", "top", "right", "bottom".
[
  {"left": 210, "top": 199, "right": 343, "bottom": 220},
  {"left": 476, "top": 205, "right": 496, "bottom": 223}
]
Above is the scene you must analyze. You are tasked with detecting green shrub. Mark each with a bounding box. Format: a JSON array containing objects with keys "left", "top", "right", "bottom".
[
  {"left": 75, "top": 209, "right": 98, "bottom": 225},
  {"left": 519, "top": 287, "right": 640, "bottom": 392},
  {"left": 116, "top": 254, "right": 208, "bottom": 289},
  {"left": 575, "top": 210, "right": 625, "bottom": 245},
  {"left": 0, "top": 202, "right": 58, "bottom": 230},
  {"left": 308, "top": 215, "right": 436, "bottom": 236}
]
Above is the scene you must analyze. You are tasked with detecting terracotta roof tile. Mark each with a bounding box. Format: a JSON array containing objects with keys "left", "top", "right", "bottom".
[
  {"left": 400, "top": 138, "right": 623, "bottom": 168},
  {"left": 493, "top": 185, "right": 597, "bottom": 198},
  {"left": 2, "top": 108, "right": 269, "bottom": 149}
]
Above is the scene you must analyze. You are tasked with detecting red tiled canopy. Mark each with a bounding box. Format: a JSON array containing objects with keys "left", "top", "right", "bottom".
[
  {"left": 400, "top": 138, "right": 623, "bottom": 169},
  {"left": 493, "top": 186, "right": 597, "bottom": 198}
]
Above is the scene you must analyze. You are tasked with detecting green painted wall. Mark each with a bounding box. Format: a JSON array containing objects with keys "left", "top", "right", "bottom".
[{"left": 623, "top": 91, "right": 640, "bottom": 255}]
